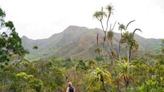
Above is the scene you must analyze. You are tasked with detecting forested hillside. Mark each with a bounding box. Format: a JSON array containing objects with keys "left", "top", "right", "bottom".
[
  {"left": 0, "top": 3, "right": 164, "bottom": 92},
  {"left": 22, "top": 26, "right": 161, "bottom": 60}
]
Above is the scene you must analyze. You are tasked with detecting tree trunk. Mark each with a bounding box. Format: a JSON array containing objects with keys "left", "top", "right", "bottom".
[
  {"left": 100, "top": 74, "right": 107, "bottom": 92},
  {"left": 128, "top": 46, "right": 132, "bottom": 62},
  {"left": 110, "top": 41, "right": 114, "bottom": 65},
  {"left": 118, "top": 42, "right": 121, "bottom": 59}
]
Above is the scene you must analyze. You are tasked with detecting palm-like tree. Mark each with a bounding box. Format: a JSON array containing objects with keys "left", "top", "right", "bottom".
[
  {"left": 93, "top": 8, "right": 107, "bottom": 48},
  {"left": 107, "top": 30, "right": 114, "bottom": 63},
  {"left": 118, "top": 23, "right": 125, "bottom": 59},
  {"left": 118, "top": 20, "right": 135, "bottom": 59},
  {"left": 107, "top": 23, "right": 116, "bottom": 64},
  {"left": 93, "top": 8, "right": 106, "bottom": 33},
  {"left": 93, "top": 5, "right": 113, "bottom": 42},
  {"left": 114, "top": 59, "right": 134, "bottom": 91},
  {"left": 128, "top": 29, "right": 142, "bottom": 61},
  {"left": 87, "top": 67, "right": 112, "bottom": 92},
  {"left": 96, "top": 33, "right": 99, "bottom": 46},
  {"left": 106, "top": 5, "right": 113, "bottom": 32},
  {"left": 118, "top": 20, "right": 141, "bottom": 62},
  {"left": 107, "top": 31, "right": 113, "bottom": 47},
  {"left": 107, "top": 22, "right": 116, "bottom": 47},
  {"left": 118, "top": 24, "right": 126, "bottom": 31},
  {"left": 93, "top": 5, "right": 117, "bottom": 64},
  {"left": 95, "top": 47, "right": 102, "bottom": 57},
  {"left": 121, "top": 30, "right": 141, "bottom": 62}
]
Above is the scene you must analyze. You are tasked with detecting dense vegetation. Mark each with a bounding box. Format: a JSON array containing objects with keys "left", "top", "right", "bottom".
[
  {"left": 0, "top": 4, "right": 164, "bottom": 92},
  {"left": 0, "top": 46, "right": 164, "bottom": 92}
]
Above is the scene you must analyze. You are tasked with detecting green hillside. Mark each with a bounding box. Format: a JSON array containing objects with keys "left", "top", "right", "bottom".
[{"left": 22, "top": 26, "right": 161, "bottom": 60}]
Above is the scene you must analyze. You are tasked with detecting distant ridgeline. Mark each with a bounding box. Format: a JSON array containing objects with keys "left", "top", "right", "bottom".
[{"left": 22, "top": 26, "right": 161, "bottom": 60}]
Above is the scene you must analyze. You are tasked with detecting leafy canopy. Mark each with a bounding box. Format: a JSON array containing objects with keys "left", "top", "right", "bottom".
[{"left": 0, "top": 8, "right": 27, "bottom": 68}]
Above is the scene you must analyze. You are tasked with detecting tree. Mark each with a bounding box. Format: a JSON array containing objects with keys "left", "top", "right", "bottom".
[
  {"left": 93, "top": 8, "right": 107, "bottom": 47},
  {"left": 107, "top": 23, "right": 116, "bottom": 64},
  {"left": 33, "top": 45, "right": 38, "bottom": 50},
  {"left": 118, "top": 23, "right": 125, "bottom": 59},
  {"left": 118, "top": 20, "right": 141, "bottom": 62},
  {"left": 0, "top": 8, "right": 26, "bottom": 68},
  {"left": 93, "top": 8, "right": 106, "bottom": 34},
  {"left": 118, "top": 20, "right": 135, "bottom": 59},
  {"left": 93, "top": 4, "right": 117, "bottom": 64},
  {"left": 114, "top": 59, "right": 134, "bottom": 91},
  {"left": 93, "top": 5, "right": 113, "bottom": 42},
  {"left": 86, "top": 67, "right": 112, "bottom": 92},
  {"left": 128, "top": 29, "right": 142, "bottom": 61},
  {"left": 95, "top": 47, "right": 102, "bottom": 57}
]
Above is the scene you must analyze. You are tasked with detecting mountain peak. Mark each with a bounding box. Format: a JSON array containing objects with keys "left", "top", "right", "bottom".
[
  {"left": 22, "top": 25, "right": 161, "bottom": 60},
  {"left": 22, "top": 36, "right": 30, "bottom": 40},
  {"left": 64, "top": 25, "right": 88, "bottom": 32}
]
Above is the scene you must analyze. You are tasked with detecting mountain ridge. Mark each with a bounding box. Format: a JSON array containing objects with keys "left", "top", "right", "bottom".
[{"left": 22, "top": 25, "right": 162, "bottom": 60}]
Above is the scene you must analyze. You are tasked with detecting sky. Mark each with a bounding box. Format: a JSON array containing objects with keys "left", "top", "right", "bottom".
[{"left": 0, "top": 0, "right": 164, "bottom": 39}]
